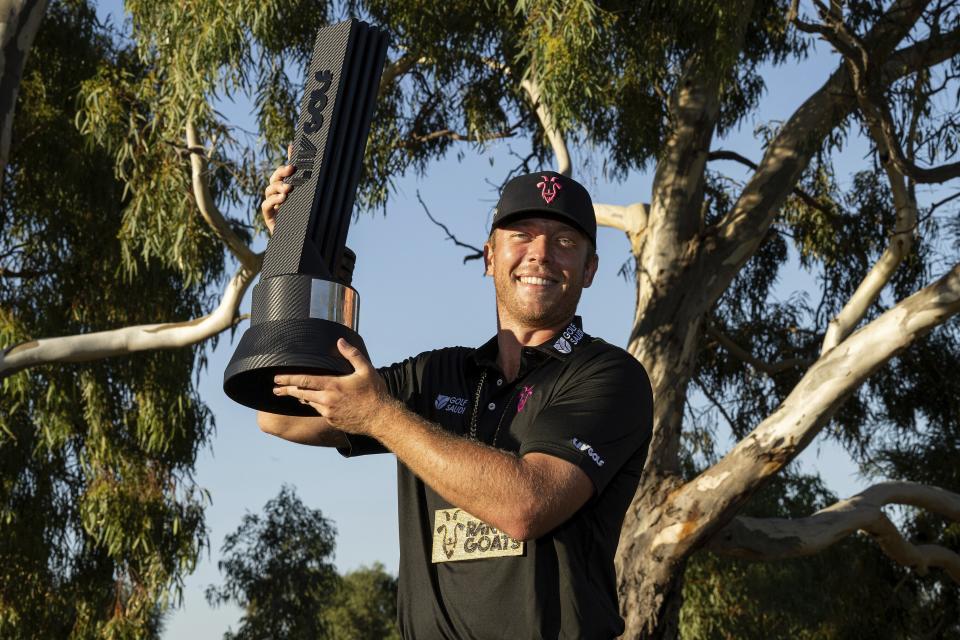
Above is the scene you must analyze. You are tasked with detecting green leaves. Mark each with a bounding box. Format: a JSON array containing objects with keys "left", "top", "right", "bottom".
[
  {"left": 1, "top": 2, "right": 213, "bottom": 636},
  {"left": 206, "top": 486, "right": 392, "bottom": 640}
]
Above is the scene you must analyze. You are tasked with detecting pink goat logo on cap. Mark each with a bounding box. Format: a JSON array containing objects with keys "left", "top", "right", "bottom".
[{"left": 537, "top": 175, "right": 562, "bottom": 204}]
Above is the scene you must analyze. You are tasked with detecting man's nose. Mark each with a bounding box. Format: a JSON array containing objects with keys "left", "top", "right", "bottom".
[{"left": 526, "top": 234, "right": 552, "bottom": 263}]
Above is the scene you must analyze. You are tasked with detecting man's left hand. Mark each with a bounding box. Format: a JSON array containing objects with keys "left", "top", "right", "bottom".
[{"left": 273, "top": 339, "right": 391, "bottom": 437}]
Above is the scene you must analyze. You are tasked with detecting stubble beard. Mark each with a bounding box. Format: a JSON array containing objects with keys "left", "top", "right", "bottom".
[{"left": 493, "top": 273, "right": 584, "bottom": 331}]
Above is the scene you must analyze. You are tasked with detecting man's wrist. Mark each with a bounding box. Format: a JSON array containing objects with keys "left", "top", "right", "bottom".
[{"left": 367, "top": 393, "right": 404, "bottom": 441}]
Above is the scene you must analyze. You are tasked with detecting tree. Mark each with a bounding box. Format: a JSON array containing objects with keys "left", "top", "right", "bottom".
[
  {"left": 325, "top": 564, "right": 400, "bottom": 640},
  {"left": 206, "top": 486, "right": 399, "bottom": 640},
  {"left": 679, "top": 471, "right": 939, "bottom": 639},
  {"left": 2, "top": 1, "right": 960, "bottom": 638},
  {"left": 1, "top": 2, "right": 210, "bottom": 636}
]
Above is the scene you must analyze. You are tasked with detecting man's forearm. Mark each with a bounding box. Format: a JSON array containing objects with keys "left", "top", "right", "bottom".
[
  {"left": 370, "top": 400, "right": 572, "bottom": 540},
  {"left": 269, "top": 344, "right": 591, "bottom": 539},
  {"left": 257, "top": 411, "right": 348, "bottom": 448}
]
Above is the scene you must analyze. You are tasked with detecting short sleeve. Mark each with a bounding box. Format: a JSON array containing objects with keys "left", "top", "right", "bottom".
[
  {"left": 338, "top": 352, "right": 427, "bottom": 458},
  {"left": 518, "top": 347, "right": 653, "bottom": 494}
]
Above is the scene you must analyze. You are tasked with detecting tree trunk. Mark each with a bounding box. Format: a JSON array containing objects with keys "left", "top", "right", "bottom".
[
  {"left": 0, "top": 0, "right": 46, "bottom": 198},
  {"left": 615, "top": 284, "right": 707, "bottom": 638}
]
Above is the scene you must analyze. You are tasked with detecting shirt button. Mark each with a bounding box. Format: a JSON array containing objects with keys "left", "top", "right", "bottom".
[
  {"left": 487, "top": 402, "right": 496, "bottom": 410},
  {"left": 496, "top": 378, "right": 503, "bottom": 386}
]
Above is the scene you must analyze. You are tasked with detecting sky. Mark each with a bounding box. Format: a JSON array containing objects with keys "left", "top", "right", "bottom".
[{"left": 82, "top": 3, "right": 927, "bottom": 637}]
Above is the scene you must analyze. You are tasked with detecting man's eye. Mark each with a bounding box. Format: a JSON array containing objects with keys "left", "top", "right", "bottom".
[
  {"left": 511, "top": 232, "right": 530, "bottom": 240},
  {"left": 558, "top": 237, "right": 576, "bottom": 247}
]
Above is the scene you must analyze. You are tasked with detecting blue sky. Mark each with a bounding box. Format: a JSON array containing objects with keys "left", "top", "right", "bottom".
[{"left": 81, "top": 2, "right": 934, "bottom": 637}]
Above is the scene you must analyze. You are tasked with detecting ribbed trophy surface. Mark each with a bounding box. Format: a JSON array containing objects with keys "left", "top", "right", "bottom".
[{"left": 223, "top": 19, "right": 388, "bottom": 415}]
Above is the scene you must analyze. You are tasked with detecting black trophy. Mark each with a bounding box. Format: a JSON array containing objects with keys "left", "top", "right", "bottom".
[{"left": 223, "top": 19, "right": 388, "bottom": 415}]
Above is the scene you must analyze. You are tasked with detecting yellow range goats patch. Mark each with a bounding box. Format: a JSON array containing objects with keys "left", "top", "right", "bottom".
[{"left": 431, "top": 508, "right": 525, "bottom": 563}]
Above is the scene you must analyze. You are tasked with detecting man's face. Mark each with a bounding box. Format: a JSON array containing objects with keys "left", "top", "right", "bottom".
[{"left": 484, "top": 217, "right": 599, "bottom": 330}]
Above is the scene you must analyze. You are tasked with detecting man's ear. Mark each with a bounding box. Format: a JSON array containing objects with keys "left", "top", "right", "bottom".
[
  {"left": 483, "top": 241, "right": 494, "bottom": 276},
  {"left": 583, "top": 253, "right": 599, "bottom": 288}
]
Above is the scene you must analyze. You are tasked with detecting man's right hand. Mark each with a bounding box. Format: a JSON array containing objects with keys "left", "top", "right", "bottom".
[{"left": 261, "top": 162, "right": 296, "bottom": 235}]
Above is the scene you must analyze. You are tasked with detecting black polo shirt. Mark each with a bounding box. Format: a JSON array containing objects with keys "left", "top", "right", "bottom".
[{"left": 341, "top": 317, "right": 653, "bottom": 639}]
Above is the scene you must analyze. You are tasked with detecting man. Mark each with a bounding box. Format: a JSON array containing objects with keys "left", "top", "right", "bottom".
[{"left": 258, "top": 167, "right": 653, "bottom": 639}]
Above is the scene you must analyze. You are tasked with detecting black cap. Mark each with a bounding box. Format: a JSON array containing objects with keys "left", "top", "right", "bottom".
[{"left": 491, "top": 171, "right": 596, "bottom": 245}]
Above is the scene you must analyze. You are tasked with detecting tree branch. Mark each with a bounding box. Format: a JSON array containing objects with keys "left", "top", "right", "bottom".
[
  {"left": 821, "top": 151, "right": 918, "bottom": 352},
  {"left": 416, "top": 190, "right": 483, "bottom": 264},
  {"left": 520, "top": 75, "right": 571, "bottom": 176},
  {"left": 407, "top": 122, "right": 521, "bottom": 146},
  {"left": 810, "top": 0, "right": 960, "bottom": 184},
  {"left": 185, "top": 120, "right": 260, "bottom": 271},
  {"left": 927, "top": 190, "right": 960, "bottom": 216},
  {"left": 648, "top": 261, "right": 960, "bottom": 555},
  {"left": 0, "top": 264, "right": 258, "bottom": 378},
  {"left": 0, "top": 266, "right": 44, "bottom": 278},
  {"left": 378, "top": 52, "right": 420, "bottom": 96},
  {"left": 701, "top": 4, "right": 953, "bottom": 315},
  {"left": 593, "top": 202, "right": 648, "bottom": 238},
  {"left": 705, "top": 481, "right": 960, "bottom": 582},
  {"left": 0, "top": 0, "right": 47, "bottom": 201},
  {"left": 706, "top": 322, "right": 813, "bottom": 375},
  {"left": 707, "top": 149, "right": 835, "bottom": 217}
]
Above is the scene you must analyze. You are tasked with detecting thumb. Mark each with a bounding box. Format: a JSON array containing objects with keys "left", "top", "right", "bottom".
[
  {"left": 337, "top": 338, "right": 370, "bottom": 373},
  {"left": 287, "top": 142, "right": 294, "bottom": 163}
]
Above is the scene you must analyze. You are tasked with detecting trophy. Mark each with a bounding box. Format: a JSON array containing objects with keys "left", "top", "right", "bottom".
[{"left": 223, "top": 19, "right": 388, "bottom": 415}]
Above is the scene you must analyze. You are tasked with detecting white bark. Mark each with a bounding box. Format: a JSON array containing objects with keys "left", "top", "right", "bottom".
[
  {"left": 0, "top": 265, "right": 257, "bottom": 377},
  {"left": 593, "top": 202, "right": 648, "bottom": 238},
  {"left": 520, "top": 76, "right": 571, "bottom": 177},
  {"left": 706, "top": 482, "right": 960, "bottom": 583},
  {"left": 186, "top": 120, "right": 260, "bottom": 271},
  {"left": 821, "top": 166, "right": 916, "bottom": 353},
  {"left": 378, "top": 52, "right": 419, "bottom": 96},
  {"left": 0, "top": 0, "right": 47, "bottom": 198},
  {"left": 647, "top": 261, "right": 960, "bottom": 559},
  {"left": 704, "top": 14, "right": 957, "bottom": 315}
]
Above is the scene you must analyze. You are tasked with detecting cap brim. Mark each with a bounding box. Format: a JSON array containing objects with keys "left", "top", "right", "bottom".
[{"left": 492, "top": 209, "right": 596, "bottom": 245}]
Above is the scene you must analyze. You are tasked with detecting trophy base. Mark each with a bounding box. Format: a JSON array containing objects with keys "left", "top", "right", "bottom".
[{"left": 223, "top": 276, "right": 366, "bottom": 416}]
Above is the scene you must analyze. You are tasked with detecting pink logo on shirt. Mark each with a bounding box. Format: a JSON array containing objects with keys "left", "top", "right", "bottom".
[{"left": 517, "top": 385, "right": 534, "bottom": 412}]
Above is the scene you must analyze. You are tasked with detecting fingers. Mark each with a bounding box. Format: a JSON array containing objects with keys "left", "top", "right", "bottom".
[
  {"left": 261, "top": 163, "right": 296, "bottom": 234},
  {"left": 272, "top": 385, "right": 332, "bottom": 407},
  {"left": 337, "top": 338, "right": 372, "bottom": 374},
  {"left": 273, "top": 373, "right": 336, "bottom": 390},
  {"left": 268, "top": 162, "right": 295, "bottom": 187}
]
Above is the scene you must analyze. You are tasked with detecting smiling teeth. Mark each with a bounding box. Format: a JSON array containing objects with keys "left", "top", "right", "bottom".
[{"left": 518, "top": 276, "right": 554, "bottom": 285}]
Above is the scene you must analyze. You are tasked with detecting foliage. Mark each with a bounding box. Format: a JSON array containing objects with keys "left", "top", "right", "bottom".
[
  {"left": 680, "top": 472, "right": 953, "bottom": 639},
  {"left": 207, "top": 486, "right": 399, "bottom": 640},
  {"left": 0, "top": 2, "right": 211, "bottom": 637},
  {"left": 325, "top": 563, "right": 400, "bottom": 640},
  {"left": 2, "top": 0, "right": 959, "bottom": 636}
]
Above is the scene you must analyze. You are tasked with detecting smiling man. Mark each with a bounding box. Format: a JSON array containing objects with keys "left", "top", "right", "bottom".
[{"left": 259, "top": 170, "right": 653, "bottom": 639}]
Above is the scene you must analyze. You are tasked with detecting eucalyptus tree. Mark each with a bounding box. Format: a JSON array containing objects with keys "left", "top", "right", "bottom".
[
  {"left": 206, "top": 486, "right": 341, "bottom": 640},
  {"left": 207, "top": 487, "right": 400, "bottom": 640},
  {"left": 2, "top": 1, "right": 960, "bottom": 638},
  {"left": 1, "top": 2, "right": 212, "bottom": 636}
]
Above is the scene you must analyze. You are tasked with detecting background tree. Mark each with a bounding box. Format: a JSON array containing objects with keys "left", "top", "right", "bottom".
[
  {"left": 206, "top": 486, "right": 399, "bottom": 640},
  {"left": 2, "top": 1, "right": 960, "bottom": 638},
  {"left": 324, "top": 564, "right": 400, "bottom": 640},
  {"left": 1, "top": 2, "right": 210, "bottom": 636}
]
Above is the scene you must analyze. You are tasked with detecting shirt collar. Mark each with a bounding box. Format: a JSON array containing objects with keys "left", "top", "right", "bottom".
[{"left": 468, "top": 316, "right": 587, "bottom": 373}]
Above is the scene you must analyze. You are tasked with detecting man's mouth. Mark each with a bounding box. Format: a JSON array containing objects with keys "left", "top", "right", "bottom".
[{"left": 515, "top": 275, "right": 559, "bottom": 286}]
